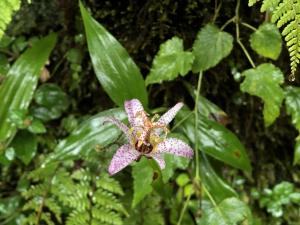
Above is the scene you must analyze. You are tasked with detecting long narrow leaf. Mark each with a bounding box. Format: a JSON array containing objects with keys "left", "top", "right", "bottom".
[
  {"left": 0, "top": 33, "right": 57, "bottom": 142},
  {"left": 80, "top": 2, "right": 148, "bottom": 107},
  {"left": 44, "top": 108, "right": 127, "bottom": 165}
]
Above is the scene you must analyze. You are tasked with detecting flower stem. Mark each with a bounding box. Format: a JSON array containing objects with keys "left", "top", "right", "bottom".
[
  {"left": 176, "top": 193, "right": 191, "bottom": 225},
  {"left": 194, "top": 71, "right": 203, "bottom": 181}
]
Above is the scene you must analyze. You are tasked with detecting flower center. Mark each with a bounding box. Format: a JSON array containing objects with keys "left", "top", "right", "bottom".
[
  {"left": 135, "top": 141, "right": 153, "bottom": 154},
  {"left": 129, "top": 111, "right": 169, "bottom": 154}
]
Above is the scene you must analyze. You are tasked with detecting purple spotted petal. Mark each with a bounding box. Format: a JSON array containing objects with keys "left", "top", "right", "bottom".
[
  {"left": 124, "top": 99, "right": 145, "bottom": 127},
  {"left": 157, "top": 138, "right": 194, "bottom": 158},
  {"left": 157, "top": 102, "right": 184, "bottom": 125},
  {"left": 103, "top": 117, "right": 131, "bottom": 141},
  {"left": 151, "top": 153, "right": 166, "bottom": 169},
  {"left": 108, "top": 144, "right": 141, "bottom": 175}
]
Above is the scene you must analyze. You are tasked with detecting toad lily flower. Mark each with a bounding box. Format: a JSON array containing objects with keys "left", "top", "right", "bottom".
[{"left": 104, "top": 99, "right": 194, "bottom": 175}]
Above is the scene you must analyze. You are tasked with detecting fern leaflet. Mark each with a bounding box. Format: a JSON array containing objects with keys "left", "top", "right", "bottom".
[
  {"left": 249, "top": 0, "right": 300, "bottom": 77},
  {"left": 0, "top": 0, "right": 21, "bottom": 39}
]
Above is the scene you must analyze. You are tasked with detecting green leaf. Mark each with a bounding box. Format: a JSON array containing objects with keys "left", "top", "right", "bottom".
[
  {"left": 0, "top": 147, "right": 15, "bottom": 165},
  {"left": 200, "top": 154, "right": 238, "bottom": 204},
  {"left": 192, "top": 24, "right": 233, "bottom": 72},
  {"left": 132, "top": 157, "right": 154, "bottom": 208},
  {"left": 79, "top": 2, "right": 148, "bottom": 107},
  {"left": 28, "top": 119, "right": 46, "bottom": 134},
  {"left": 240, "top": 63, "right": 284, "bottom": 126},
  {"left": 250, "top": 23, "right": 282, "bottom": 60},
  {"left": 285, "top": 86, "right": 300, "bottom": 132},
  {"left": 0, "top": 34, "right": 57, "bottom": 143},
  {"left": 284, "top": 86, "right": 300, "bottom": 165},
  {"left": 176, "top": 173, "right": 190, "bottom": 187},
  {"left": 293, "top": 138, "right": 300, "bottom": 165},
  {"left": 0, "top": 54, "right": 9, "bottom": 75},
  {"left": 10, "top": 130, "right": 37, "bottom": 165},
  {"left": 177, "top": 108, "right": 251, "bottom": 172},
  {"left": 145, "top": 37, "right": 194, "bottom": 85},
  {"left": 31, "top": 83, "right": 69, "bottom": 121},
  {"left": 161, "top": 153, "right": 189, "bottom": 183},
  {"left": 199, "top": 197, "right": 252, "bottom": 225},
  {"left": 44, "top": 108, "right": 126, "bottom": 164}
]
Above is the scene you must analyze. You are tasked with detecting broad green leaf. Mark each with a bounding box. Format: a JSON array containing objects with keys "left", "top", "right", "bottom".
[
  {"left": 0, "top": 54, "right": 9, "bottom": 75},
  {"left": 285, "top": 86, "right": 300, "bottom": 132},
  {"left": 10, "top": 130, "right": 37, "bottom": 165},
  {"left": 284, "top": 86, "right": 300, "bottom": 165},
  {"left": 161, "top": 153, "right": 189, "bottom": 183},
  {"left": 176, "top": 173, "right": 190, "bottom": 187},
  {"left": 0, "top": 34, "right": 57, "bottom": 143},
  {"left": 80, "top": 2, "right": 148, "bottom": 107},
  {"left": 145, "top": 37, "right": 194, "bottom": 85},
  {"left": 44, "top": 108, "right": 126, "bottom": 165},
  {"left": 0, "top": 147, "right": 15, "bottom": 165},
  {"left": 177, "top": 108, "right": 251, "bottom": 172},
  {"left": 31, "top": 83, "right": 69, "bottom": 121},
  {"left": 241, "top": 63, "right": 284, "bottom": 126},
  {"left": 192, "top": 24, "right": 233, "bottom": 72},
  {"left": 199, "top": 197, "right": 252, "bottom": 225},
  {"left": 184, "top": 81, "right": 230, "bottom": 124},
  {"left": 200, "top": 154, "right": 238, "bottom": 203},
  {"left": 132, "top": 157, "right": 154, "bottom": 208},
  {"left": 28, "top": 119, "right": 46, "bottom": 134},
  {"left": 250, "top": 23, "right": 282, "bottom": 60},
  {"left": 293, "top": 138, "right": 300, "bottom": 165}
]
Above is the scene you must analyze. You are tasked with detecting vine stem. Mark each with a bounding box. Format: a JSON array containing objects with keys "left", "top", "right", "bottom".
[
  {"left": 220, "top": 16, "right": 235, "bottom": 31},
  {"left": 235, "top": 0, "right": 256, "bottom": 68},
  {"left": 176, "top": 193, "right": 192, "bottom": 225},
  {"left": 241, "top": 22, "right": 257, "bottom": 31},
  {"left": 194, "top": 71, "right": 203, "bottom": 181}
]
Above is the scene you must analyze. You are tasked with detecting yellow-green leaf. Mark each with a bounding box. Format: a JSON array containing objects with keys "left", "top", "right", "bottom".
[
  {"left": 146, "top": 37, "right": 194, "bottom": 85},
  {"left": 241, "top": 63, "right": 284, "bottom": 126},
  {"left": 250, "top": 23, "right": 282, "bottom": 60},
  {"left": 192, "top": 24, "right": 233, "bottom": 72}
]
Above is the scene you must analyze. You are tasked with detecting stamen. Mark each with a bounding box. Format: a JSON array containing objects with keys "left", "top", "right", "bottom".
[{"left": 151, "top": 114, "right": 160, "bottom": 123}]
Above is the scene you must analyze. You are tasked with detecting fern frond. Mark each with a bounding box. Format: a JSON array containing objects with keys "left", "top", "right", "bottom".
[
  {"left": 44, "top": 198, "right": 62, "bottom": 223},
  {"left": 261, "top": 0, "right": 281, "bottom": 11},
  {"left": 272, "top": 0, "right": 300, "bottom": 76},
  {"left": 22, "top": 183, "right": 48, "bottom": 199},
  {"left": 249, "top": 0, "right": 261, "bottom": 6},
  {"left": 41, "top": 213, "right": 55, "bottom": 225},
  {"left": 23, "top": 167, "right": 125, "bottom": 225},
  {"left": 96, "top": 174, "right": 124, "bottom": 196},
  {"left": 0, "top": 0, "right": 21, "bottom": 39},
  {"left": 249, "top": 0, "right": 300, "bottom": 76},
  {"left": 93, "top": 189, "right": 126, "bottom": 214},
  {"left": 66, "top": 210, "right": 89, "bottom": 225},
  {"left": 92, "top": 208, "right": 123, "bottom": 225}
]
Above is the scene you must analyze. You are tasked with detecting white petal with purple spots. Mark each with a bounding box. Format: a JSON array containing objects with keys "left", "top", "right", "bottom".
[
  {"left": 108, "top": 144, "right": 141, "bottom": 175},
  {"left": 156, "top": 138, "right": 194, "bottom": 158},
  {"left": 124, "top": 99, "right": 145, "bottom": 127},
  {"left": 157, "top": 102, "right": 183, "bottom": 125},
  {"left": 151, "top": 153, "right": 166, "bottom": 169}
]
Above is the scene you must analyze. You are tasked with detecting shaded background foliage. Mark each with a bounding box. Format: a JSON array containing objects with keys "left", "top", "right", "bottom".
[{"left": 1, "top": 0, "right": 300, "bottom": 224}]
